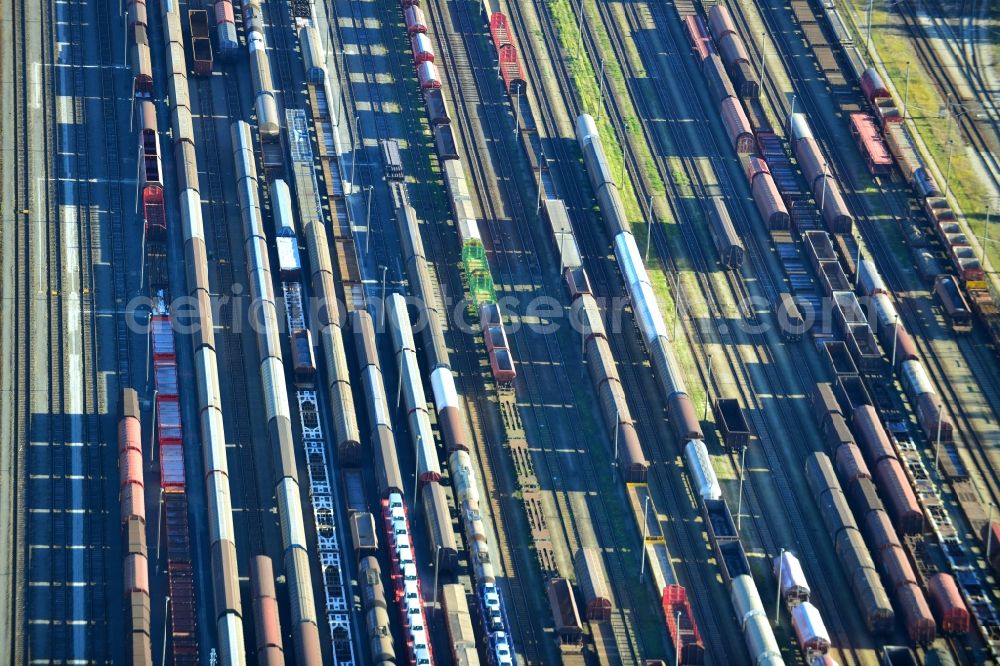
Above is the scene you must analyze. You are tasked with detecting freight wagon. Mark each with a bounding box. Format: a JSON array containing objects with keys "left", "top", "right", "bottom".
[
  {"left": 547, "top": 578, "right": 584, "bottom": 645},
  {"left": 662, "top": 585, "right": 705, "bottom": 665},
  {"left": 933, "top": 274, "right": 972, "bottom": 333},
  {"left": 713, "top": 398, "right": 751, "bottom": 450},
  {"left": 573, "top": 548, "right": 612, "bottom": 621},
  {"left": 707, "top": 197, "right": 744, "bottom": 269}
]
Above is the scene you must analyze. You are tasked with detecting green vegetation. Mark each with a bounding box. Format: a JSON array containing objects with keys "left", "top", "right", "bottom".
[
  {"left": 842, "top": 0, "right": 999, "bottom": 270},
  {"left": 547, "top": 0, "right": 664, "bottom": 218}
]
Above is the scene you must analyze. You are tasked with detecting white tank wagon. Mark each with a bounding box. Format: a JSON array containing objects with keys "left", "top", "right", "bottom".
[{"left": 159, "top": 0, "right": 245, "bottom": 660}]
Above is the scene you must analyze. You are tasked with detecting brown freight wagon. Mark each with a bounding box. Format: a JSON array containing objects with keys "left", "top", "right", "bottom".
[
  {"left": 547, "top": 578, "right": 584, "bottom": 645},
  {"left": 188, "top": 11, "right": 212, "bottom": 75},
  {"left": 927, "top": 573, "right": 970, "bottom": 634}
]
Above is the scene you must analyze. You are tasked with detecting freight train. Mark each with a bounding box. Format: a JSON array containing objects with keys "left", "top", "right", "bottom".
[
  {"left": 238, "top": 0, "right": 280, "bottom": 138},
  {"left": 683, "top": 15, "right": 755, "bottom": 155},
  {"left": 393, "top": 195, "right": 515, "bottom": 662},
  {"left": 280, "top": 107, "right": 359, "bottom": 662},
  {"left": 853, "top": 68, "right": 999, "bottom": 346},
  {"left": 118, "top": 389, "right": 153, "bottom": 665},
  {"left": 353, "top": 308, "right": 434, "bottom": 665},
  {"left": 481, "top": 6, "right": 705, "bottom": 656},
  {"left": 398, "top": 5, "right": 521, "bottom": 660},
  {"left": 402, "top": 1, "right": 518, "bottom": 389},
  {"left": 232, "top": 120, "right": 323, "bottom": 664},
  {"left": 151, "top": 3, "right": 246, "bottom": 652},
  {"left": 576, "top": 114, "right": 704, "bottom": 445}
]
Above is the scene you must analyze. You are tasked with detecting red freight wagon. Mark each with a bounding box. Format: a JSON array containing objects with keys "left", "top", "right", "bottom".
[
  {"left": 684, "top": 15, "right": 715, "bottom": 62},
  {"left": 489, "top": 347, "right": 516, "bottom": 385},
  {"left": 662, "top": 585, "right": 705, "bottom": 665},
  {"left": 151, "top": 316, "right": 175, "bottom": 357},
  {"left": 154, "top": 361, "right": 179, "bottom": 398},
  {"left": 404, "top": 6, "right": 426, "bottom": 34},
  {"left": 498, "top": 44, "right": 525, "bottom": 95},
  {"left": 411, "top": 32, "right": 434, "bottom": 63},
  {"left": 157, "top": 397, "right": 183, "bottom": 445},
  {"left": 143, "top": 187, "right": 166, "bottom": 239},
  {"left": 927, "top": 573, "right": 970, "bottom": 634},
  {"left": 850, "top": 113, "right": 892, "bottom": 176},
  {"left": 721, "top": 98, "right": 755, "bottom": 154},
  {"left": 160, "top": 444, "right": 187, "bottom": 489},
  {"left": 490, "top": 11, "right": 513, "bottom": 50}
]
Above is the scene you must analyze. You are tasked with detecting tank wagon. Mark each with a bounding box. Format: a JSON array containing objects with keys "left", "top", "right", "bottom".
[
  {"left": 238, "top": 0, "right": 280, "bottom": 138},
  {"left": 155, "top": 4, "right": 246, "bottom": 655},
  {"left": 232, "top": 121, "right": 323, "bottom": 664},
  {"left": 358, "top": 557, "right": 397, "bottom": 664},
  {"left": 933, "top": 275, "right": 972, "bottom": 333},
  {"left": 576, "top": 114, "right": 703, "bottom": 444}
]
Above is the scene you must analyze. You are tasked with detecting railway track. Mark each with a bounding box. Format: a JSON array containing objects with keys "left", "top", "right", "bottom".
[
  {"left": 21, "top": 0, "right": 81, "bottom": 657},
  {"left": 420, "top": 2, "right": 550, "bottom": 662},
  {"left": 583, "top": 1, "right": 874, "bottom": 662},
  {"left": 505, "top": 0, "right": 752, "bottom": 660},
  {"left": 428, "top": 0, "right": 658, "bottom": 661},
  {"left": 192, "top": 71, "right": 268, "bottom": 558},
  {"left": 2, "top": 2, "right": 30, "bottom": 652},
  {"left": 897, "top": 0, "right": 1000, "bottom": 192},
  {"left": 730, "top": 0, "right": 1000, "bottom": 658},
  {"left": 332, "top": 0, "right": 547, "bottom": 660},
  {"left": 744, "top": 0, "right": 1000, "bottom": 514},
  {"left": 9, "top": 0, "right": 35, "bottom": 656},
  {"left": 70, "top": 0, "right": 114, "bottom": 651}
]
